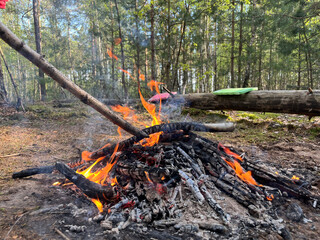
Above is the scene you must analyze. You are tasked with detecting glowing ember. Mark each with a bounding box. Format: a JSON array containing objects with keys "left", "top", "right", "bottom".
[
  {"left": 266, "top": 194, "right": 274, "bottom": 201},
  {"left": 144, "top": 171, "right": 153, "bottom": 183},
  {"left": 52, "top": 181, "right": 61, "bottom": 186},
  {"left": 292, "top": 175, "right": 300, "bottom": 180}
]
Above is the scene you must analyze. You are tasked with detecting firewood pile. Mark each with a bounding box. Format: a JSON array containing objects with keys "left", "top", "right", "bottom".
[{"left": 13, "top": 122, "right": 320, "bottom": 239}]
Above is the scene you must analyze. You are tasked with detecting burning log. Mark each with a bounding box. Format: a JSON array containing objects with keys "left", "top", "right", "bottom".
[{"left": 55, "top": 162, "right": 118, "bottom": 201}]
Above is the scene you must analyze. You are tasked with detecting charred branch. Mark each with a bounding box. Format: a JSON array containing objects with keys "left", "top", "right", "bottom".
[
  {"left": 12, "top": 165, "right": 55, "bottom": 178},
  {"left": 55, "top": 162, "right": 118, "bottom": 201},
  {"left": 90, "top": 122, "right": 234, "bottom": 159}
]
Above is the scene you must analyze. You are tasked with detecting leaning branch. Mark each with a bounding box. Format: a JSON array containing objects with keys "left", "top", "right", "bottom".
[{"left": 0, "top": 22, "right": 144, "bottom": 137}]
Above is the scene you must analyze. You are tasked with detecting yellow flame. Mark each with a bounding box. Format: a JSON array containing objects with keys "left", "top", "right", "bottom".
[{"left": 91, "top": 198, "right": 103, "bottom": 212}]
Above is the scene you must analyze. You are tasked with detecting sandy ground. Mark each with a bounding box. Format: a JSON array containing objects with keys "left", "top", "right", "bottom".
[{"left": 0, "top": 104, "right": 319, "bottom": 239}]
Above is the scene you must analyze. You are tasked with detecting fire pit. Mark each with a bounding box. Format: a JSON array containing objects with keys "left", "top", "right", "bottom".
[{"left": 12, "top": 118, "right": 319, "bottom": 239}]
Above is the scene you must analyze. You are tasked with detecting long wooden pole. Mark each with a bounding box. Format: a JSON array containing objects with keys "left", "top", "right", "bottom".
[{"left": 0, "top": 21, "right": 144, "bottom": 137}]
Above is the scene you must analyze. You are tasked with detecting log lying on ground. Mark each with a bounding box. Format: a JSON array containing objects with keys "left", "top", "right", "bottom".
[
  {"left": 12, "top": 166, "right": 55, "bottom": 179},
  {"left": 180, "top": 90, "right": 320, "bottom": 116},
  {"left": 0, "top": 22, "right": 144, "bottom": 137}
]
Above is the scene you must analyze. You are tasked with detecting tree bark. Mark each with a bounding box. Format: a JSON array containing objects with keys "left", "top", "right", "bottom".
[
  {"left": 0, "top": 47, "right": 24, "bottom": 111},
  {"left": 242, "top": 0, "right": 256, "bottom": 88},
  {"left": 237, "top": 2, "right": 243, "bottom": 88},
  {"left": 181, "top": 91, "right": 320, "bottom": 116},
  {"left": 0, "top": 55, "right": 8, "bottom": 103},
  {"left": 230, "top": 0, "right": 235, "bottom": 88},
  {"left": 114, "top": 0, "right": 128, "bottom": 99},
  {"left": 150, "top": 2, "right": 156, "bottom": 81},
  {"left": 32, "top": 0, "right": 46, "bottom": 101},
  {"left": 0, "top": 21, "right": 145, "bottom": 137}
]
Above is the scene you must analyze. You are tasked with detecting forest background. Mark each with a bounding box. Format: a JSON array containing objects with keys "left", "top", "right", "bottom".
[{"left": 0, "top": 0, "right": 319, "bottom": 104}]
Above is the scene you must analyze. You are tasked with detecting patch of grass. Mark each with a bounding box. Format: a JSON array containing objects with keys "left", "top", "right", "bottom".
[
  {"left": 181, "top": 108, "right": 229, "bottom": 122},
  {"left": 307, "top": 127, "right": 320, "bottom": 140}
]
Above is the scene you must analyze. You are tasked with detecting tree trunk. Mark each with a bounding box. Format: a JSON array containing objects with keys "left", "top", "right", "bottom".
[
  {"left": 0, "top": 56, "right": 8, "bottom": 103},
  {"left": 0, "top": 48, "right": 24, "bottom": 111},
  {"left": 237, "top": 2, "right": 243, "bottom": 88},
  {"left": 181, "top": 91, "right": 320, "bottom": 116},
  {"left": 150, "top": 2, "right": 156, "bottom": 81},
  {"left": 135, "top": 0, "right": 141, "bottom": 98},
  {"left": 165, "top": 0, "right": 171, "bottom": 87},
  {"left": 297, "top": 33, "right": 301, "bottom": 90},
  {"left": 213, "top": 19, "right": 218, "bottom": 91},
  {"left": 172, "top": 7, "right": 187, "bottom": 90},
  {"left": 33, "top": 0, "right": 46, "bottom": 101},
  {"left": 114, "top": 0, "right": 128, "bottom": 99},
  {"left": 230, "top": 0, "right": 235, "bottom": 88},
  {"left": 242, "top": 0, "right": 256, "bottom": 88},
  {"left": 0, "top": 21, "right": 145, "bottom": 137}
]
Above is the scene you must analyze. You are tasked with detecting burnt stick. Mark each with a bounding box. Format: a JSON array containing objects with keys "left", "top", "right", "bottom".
[
  {"left": 12, "top": 165, "right": 55, "bottom": 179},
  {"left": 55, "top": 162, "right": 118, "bottom": 201}
]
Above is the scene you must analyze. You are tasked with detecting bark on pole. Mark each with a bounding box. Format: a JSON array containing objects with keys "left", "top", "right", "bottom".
[
  {"left": 181, "top": 91, "right": 320, "bottom": 117},
  {"left": 0, "top": 21, "right": 144, "bottom": 137}
]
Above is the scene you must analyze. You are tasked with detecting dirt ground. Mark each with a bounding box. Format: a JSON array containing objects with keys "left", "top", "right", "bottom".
[{"left": 0, "top": 103, "right": 319, "bottom": 239}]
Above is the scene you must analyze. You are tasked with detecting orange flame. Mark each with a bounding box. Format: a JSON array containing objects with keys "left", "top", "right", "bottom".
[
  {"left": 116, "top": 67, "right": 164, "bottom": 147},
  {"left": 218, "top": 143, "right": 243, "bottom": 162},
  {"left": 138, "top": 69, "right": 145, "bottom": 81},
  {"left": 75, "top": 51, "right": 166, "bottom": 212},
  {"left": 266, "top": 194, "right": 274, "bottom": 201},
  {"left": 52, "top": 181, "right": 61, "bottom": 186},
  {"left": 145, "top": 171, "right": 153, "bottom": 183},
  {"left": 222, "top": 156, "right": 261, "bottom": 186},
  {"left": 114, "top": 38, "right": 122, "bottom": 45},
  {"left": 107, "top": 48, "right": 118, "bottom": 61}
]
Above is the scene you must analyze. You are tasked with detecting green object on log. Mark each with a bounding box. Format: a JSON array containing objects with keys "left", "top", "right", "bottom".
[{"left": 213, "top": 87, "right": 258, "bottom": 95}]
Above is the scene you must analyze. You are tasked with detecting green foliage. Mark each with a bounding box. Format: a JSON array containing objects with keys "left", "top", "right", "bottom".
[{"left": 0, "top": 0, "right": 319, "bottom": 103}]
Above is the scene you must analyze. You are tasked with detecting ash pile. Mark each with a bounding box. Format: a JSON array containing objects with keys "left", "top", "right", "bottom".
[{"left": 13, "top": 122, "right": 319, "bottom": 239}]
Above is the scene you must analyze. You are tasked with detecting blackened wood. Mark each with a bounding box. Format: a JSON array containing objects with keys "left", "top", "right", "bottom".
[
  {"left": 116, "top": 160, "right": 176, "bottom": 183},
  {"left": 0, "top": 22, "right": 144, "bottom": 137},
  {"left": 181, "top": 91, "right": 320, "bottom": 116},
  {"left": 198, "top": 181, "right": 230, "bottom": 223},
  {"left": 55, "top": 162, "right": 117, "bottom": 201},
  {"left": 90, "top": 122, "right": 235, "bottom": 159},
  {"left": 12, "top": 165, "right": 54, "bottom": 178}
]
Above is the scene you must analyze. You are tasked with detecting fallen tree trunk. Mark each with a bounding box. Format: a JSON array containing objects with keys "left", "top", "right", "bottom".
[
  {"left": 181, "top": 90, "right": 320, "bottom": 116},
  {"left": 0, "top": 22, "right": 143, "bottom": 137}
]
